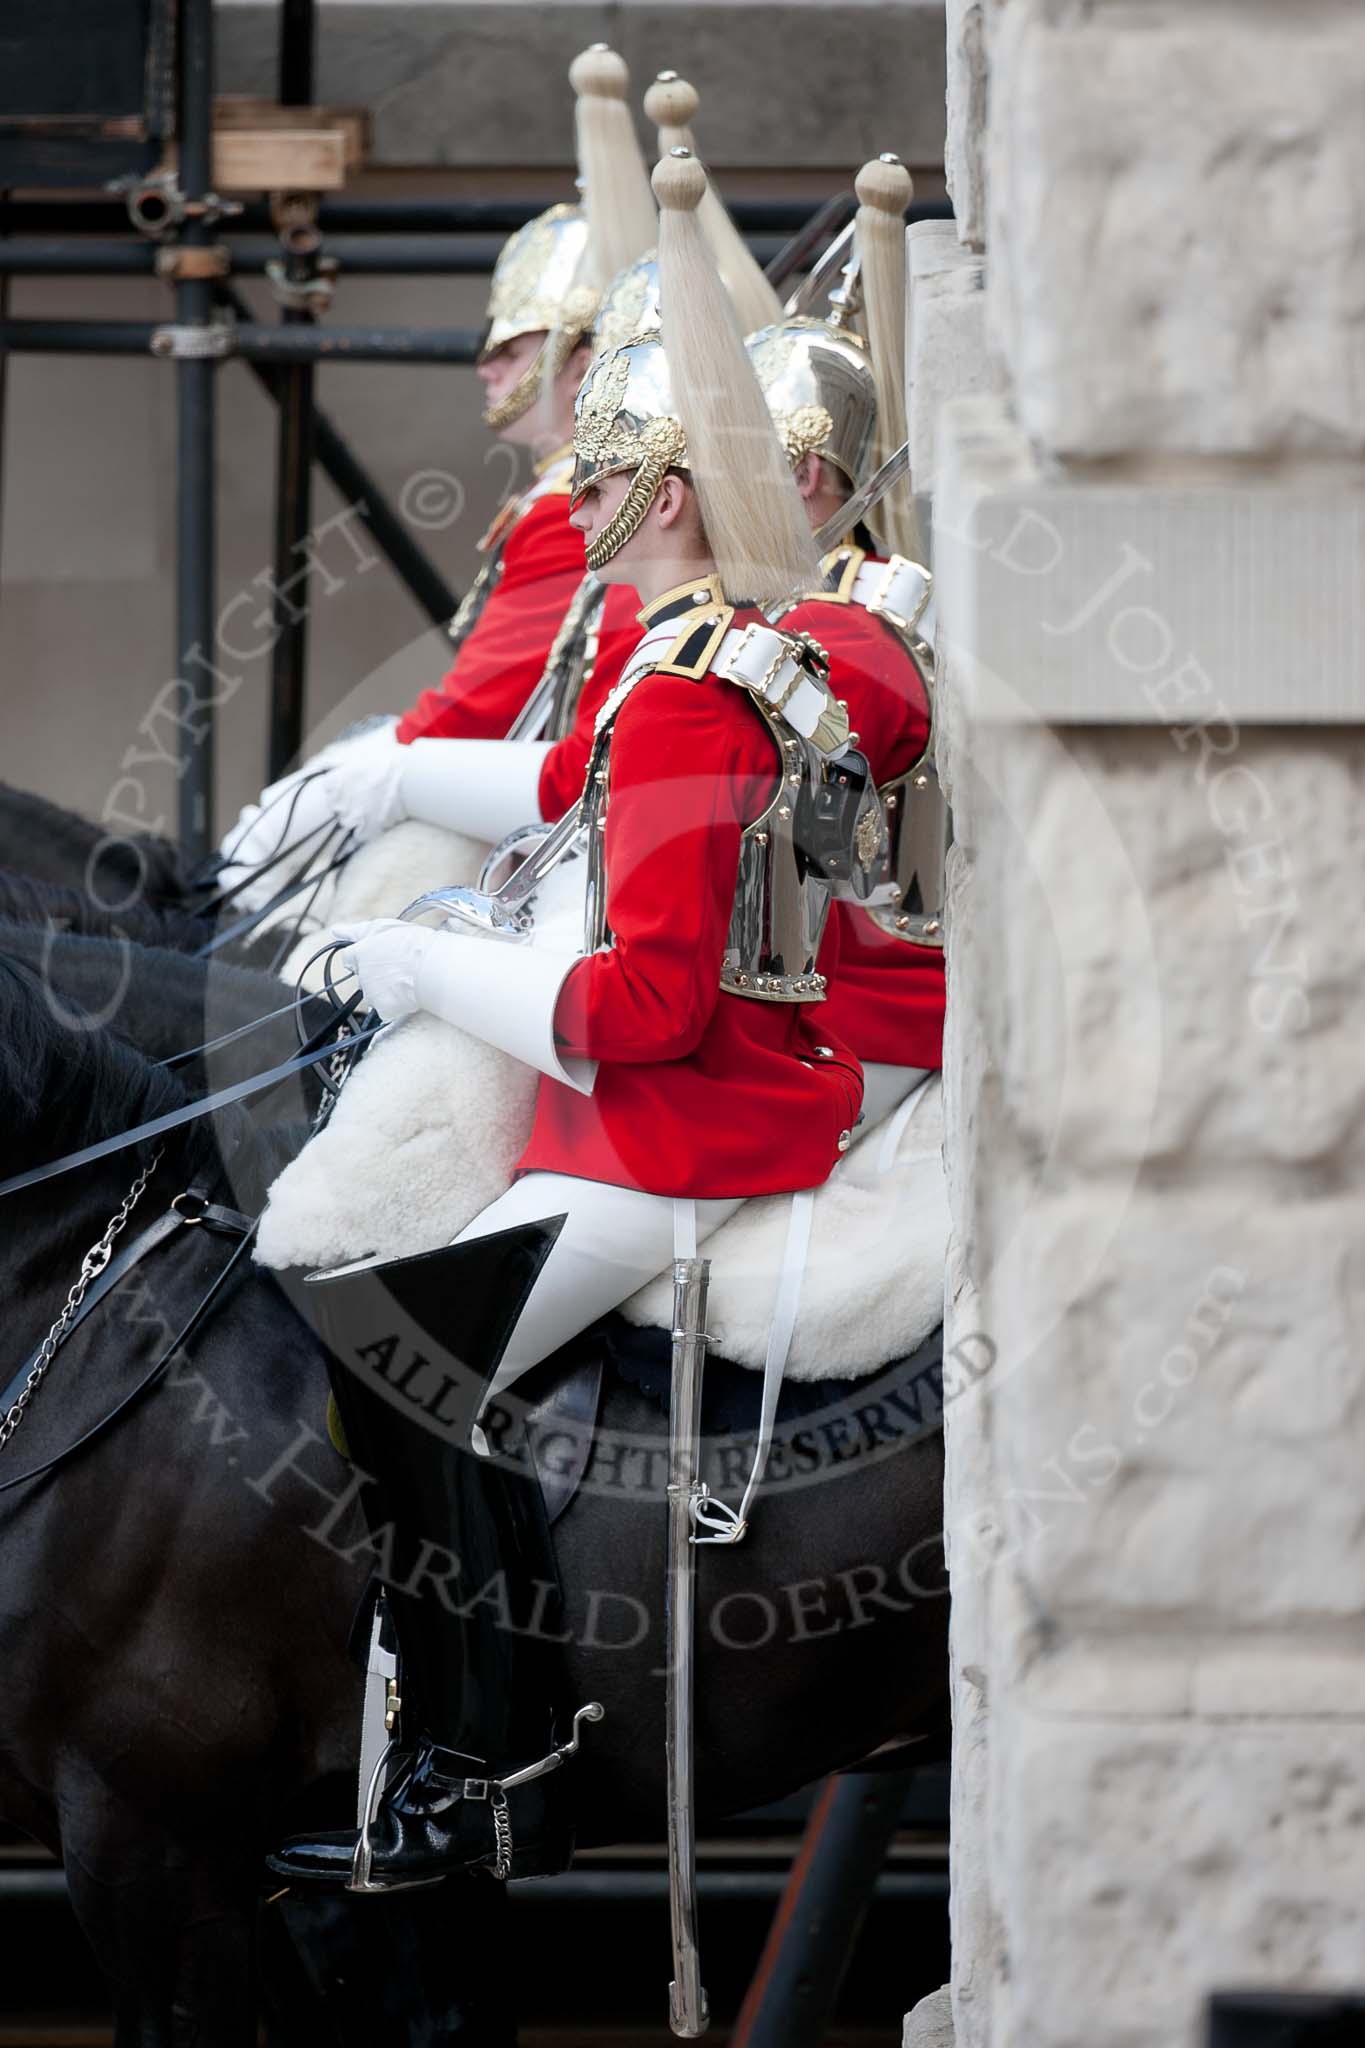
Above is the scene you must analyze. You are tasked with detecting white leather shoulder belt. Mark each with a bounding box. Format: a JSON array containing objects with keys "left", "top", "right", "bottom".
[{"left": 848, "top": 555, "right": 933, "bottom": 638}]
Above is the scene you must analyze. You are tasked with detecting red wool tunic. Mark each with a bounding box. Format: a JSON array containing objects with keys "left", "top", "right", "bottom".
[
  {"left": 519, "top": 581, "right": 863, "bottom": 1199},
  {"left": 533, "top": 566, "right": 947, "bottom": 1072},
  {"left": 395, "top": 479, "right": 586, "bottom": 744},
  {"left": 782, "top": 588, "right": 946, "bottom": 1072}
]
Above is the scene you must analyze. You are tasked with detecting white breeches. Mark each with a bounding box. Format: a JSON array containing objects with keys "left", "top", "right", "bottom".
[
  {"left": 454, "top": 1063, "right": 932, "bottom": 1409},
  {"left": 453, "top": 1173, "right": 743, "bottom": 1404},
  {"left": 858, "top": 1060, "right": 931, "bottom": 1131}
]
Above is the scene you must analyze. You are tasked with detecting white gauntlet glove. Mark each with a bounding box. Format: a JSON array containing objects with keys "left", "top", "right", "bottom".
[
  {"left": 216, "top": 768, "right": 340, "bottom": 908},
  {"left": 331, "top": 917, "right": 439, "bottom": 1022},
  {"left": 324, "top": 730, "right": 409, "bottom": 841},
  {"left": 331, "top": 914, "right": 594, "bottom": 1093},
  {"left": 216, "top": 719, "right": 401, "bottom": 908}
]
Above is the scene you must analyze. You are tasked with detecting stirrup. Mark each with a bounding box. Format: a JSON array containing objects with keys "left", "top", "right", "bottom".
[{"left": 349, "top": 1738, "right": 436, "bottom": 1895}]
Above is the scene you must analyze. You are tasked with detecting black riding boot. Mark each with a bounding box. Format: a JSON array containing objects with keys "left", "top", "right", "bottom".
[{"left": 265, "top": 1223, "right": 601, "bottom": 1894}]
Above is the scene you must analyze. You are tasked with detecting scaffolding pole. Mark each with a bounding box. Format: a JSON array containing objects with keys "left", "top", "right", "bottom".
[
  {"left": 268, "top": 0, "right": 318, "bottom": 778},
  {"left": 174, "top": 0, "right": 218, "bottom": 861}
]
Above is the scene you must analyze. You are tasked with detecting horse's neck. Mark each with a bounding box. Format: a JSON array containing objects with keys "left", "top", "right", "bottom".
[{"left": 8, "top": 1163, "right": 166, "bottom": 1303}]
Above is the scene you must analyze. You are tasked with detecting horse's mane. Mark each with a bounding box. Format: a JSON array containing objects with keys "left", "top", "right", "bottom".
[
  {"left": 0, "top": 782, "right": 188, "bottom": 909},
  {"left": 0, "top": 869, "right": 210, "bottom": 952},
  {"left": 0, "top": 952, "right": 193, "bottom": 1177},
  {"left": 0, "top": 950, "right": 312, "bottom": 1208},
  {"left": 0, "top": 918, "right": 297, "bottom": 1043}
]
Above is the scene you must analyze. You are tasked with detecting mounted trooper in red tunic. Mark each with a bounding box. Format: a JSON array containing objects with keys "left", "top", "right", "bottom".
[
  {"left": 264, "top": 147, "right": 887, "bottom": 1900},
  {"left": 212, "top": 46, "right": 656, "bottom": 910}
]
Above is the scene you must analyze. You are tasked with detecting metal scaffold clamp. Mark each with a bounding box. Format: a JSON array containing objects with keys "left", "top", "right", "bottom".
[
  {"left": 149, "top": 320, "right": 236, "bottom": 360},
  {"left": 118, "top": 170, "right": 243, "bottom": 239},
  {"left": 265, "top": 257, "right": 339, "bottom": 316}
]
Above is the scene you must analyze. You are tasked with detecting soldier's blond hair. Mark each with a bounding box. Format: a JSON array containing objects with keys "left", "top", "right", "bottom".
[
  {"left": 855, "top": 155, "right": 924, "bottom": 563},
  {"left": 654, "top": 152, "right": 820, "bottom": 607},
  {"left": 644, "top": 73, "right": 784, "bottom": 342}
]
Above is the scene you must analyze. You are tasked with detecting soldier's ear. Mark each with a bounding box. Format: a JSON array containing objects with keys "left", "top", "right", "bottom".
[
  {"left": 792, "top": 452, "right": 820, "bottom": 502},
  {"left": 567, "top": 339, "right": 596, "bottom": 386},
  {"left": 653, "top": 471, "right": 692, "bottom": 531}
]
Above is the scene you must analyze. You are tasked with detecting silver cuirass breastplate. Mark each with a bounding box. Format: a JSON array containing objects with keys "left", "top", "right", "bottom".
[
  {"left": 580, "top": 618, "right": 874, "bottom": 1004},
  {"left": 817, "top": 550, "right": 950, "bottom": 952},
  {"left": 864, "top": 748, "right": 950, "bottom": 949}
]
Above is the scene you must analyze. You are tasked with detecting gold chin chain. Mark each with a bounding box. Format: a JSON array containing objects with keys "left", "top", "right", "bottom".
[
  {"left": 483, "top": 323, "right": 587, "bottom": 433},
  {"left": 584, "top": 450, "right": 670, "bottom": 572}
]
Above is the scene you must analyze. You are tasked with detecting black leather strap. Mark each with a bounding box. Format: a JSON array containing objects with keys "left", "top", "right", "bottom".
[
  {"left": 0, "top": 1216, "right": 259, "bottom": 1496},
  {"left": 160, "top": 994, "right": 312, "bottom": 1072},
  {"left": 0, "top": 1181, "right": 256, "bottom": 1423},
  {"left": 0, "top": 1009, "right": 378, "bottom": 1201},
  {"left": 193, "top": 828, "right": 354, "bottom": 959},
  {"left": 0, "top": 1205, "right": 187, "bottom": 1420}
]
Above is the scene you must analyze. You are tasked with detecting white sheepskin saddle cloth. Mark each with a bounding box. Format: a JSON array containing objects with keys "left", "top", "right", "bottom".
[
  {"left": 621, "top": 1076, "right": 947, "bottom": 1381},
  {"left": 254, "top": 1006, "right": 539, "bottom": 1274},
  {"left": 255, "top": 831, "right": 585, "bottom": 1273},
  {"left": 257, "top": 1013, "right": 947, "bottom": 1387}
]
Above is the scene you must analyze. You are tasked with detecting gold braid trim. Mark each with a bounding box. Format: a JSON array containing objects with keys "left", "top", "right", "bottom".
[
  {"left": 583, "top": 448, "right": 670, "bottom": 571},
  {"left": 482, "top": 320, "right": 590, "bottom": 431}
]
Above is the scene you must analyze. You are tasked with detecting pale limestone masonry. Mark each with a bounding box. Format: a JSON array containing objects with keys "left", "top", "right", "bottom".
[
  {"left": 986, "top": 0, "right": 1365, "bottom": 458},
  {"left": 907, "top": 224, "right": 998, "bottom": 495},
  {"left": 217, "top": 0, "right": 949, "bottom": 171},
  {"left": 942, "top": 0, "right": 994, "bottom": 250},
  {"left": 908, "top": 0, "right": 1365, "bottom": 2043},
  {"left": 905, "top": 1984, "right": 957, "bottom": 2047}
]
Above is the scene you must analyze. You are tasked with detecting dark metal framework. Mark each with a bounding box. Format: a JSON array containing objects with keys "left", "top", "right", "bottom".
[{"left": 0, "top": 0, "right": 952, "bottom": 859}]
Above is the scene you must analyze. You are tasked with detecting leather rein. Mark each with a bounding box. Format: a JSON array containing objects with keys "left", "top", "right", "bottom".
[{"left": 0, "top": 968, "right": 378, "bottom": 1492}]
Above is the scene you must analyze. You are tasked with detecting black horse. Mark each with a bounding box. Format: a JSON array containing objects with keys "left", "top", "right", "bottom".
[
  {"left": 0, "top": 915, "right": 332, "bottom": 1099},
  {"left": 0, "top": 781, "right": 191, "bottom": 909},
  {"left": 0, "top": 782, "right": 322, "bottom": 974},
  {"left": 0, "top": 955, "right": 950, "bottom": 2041}
]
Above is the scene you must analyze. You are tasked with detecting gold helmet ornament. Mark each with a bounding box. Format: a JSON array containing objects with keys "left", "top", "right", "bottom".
[
  {"left": 746, "top": 315, "right": 879, "bottom": 493},
  {"left": 479, "top": 44, "right": 655, "bottom": 431},
  {"left": 480, "top": 204, "right": 592, "bottom": 362},
  {"left": 573, "top": 150, "right": 818, "bottom": 604}
]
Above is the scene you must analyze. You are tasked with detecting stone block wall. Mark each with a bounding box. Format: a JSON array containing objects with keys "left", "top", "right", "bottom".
[
  {"left": 217, "top": 0, "right": 949, "bottom": 172},
  {"left": 911, "top": 1, "right": 1365, "bottom": 2042}
]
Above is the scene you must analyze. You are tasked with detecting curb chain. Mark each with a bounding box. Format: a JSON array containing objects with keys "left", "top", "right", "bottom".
[{"left": 0, "top": 1147, "right": 164, "bottom": 1454}]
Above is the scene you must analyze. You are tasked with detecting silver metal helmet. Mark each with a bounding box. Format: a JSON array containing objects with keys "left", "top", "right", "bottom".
[
  {"left": 592, "top": 251, "right": 662, "bottom": 359},
  {"left": 570, "top": 334, "right": 689, "bottom": 569},
  {"left": 480, "top": 202, "right": 599, "bottom": 361},
  {"left": 746, "top": 316, "right": 878, "bottom": 493}
]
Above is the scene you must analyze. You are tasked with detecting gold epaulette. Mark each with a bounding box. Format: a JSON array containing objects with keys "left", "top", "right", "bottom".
[
  {"left": 806, "top": 542, "right": 868, "bottom": 604},
  {"left": 651, "top": 605, "right": 736, "bottom": 679}
]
